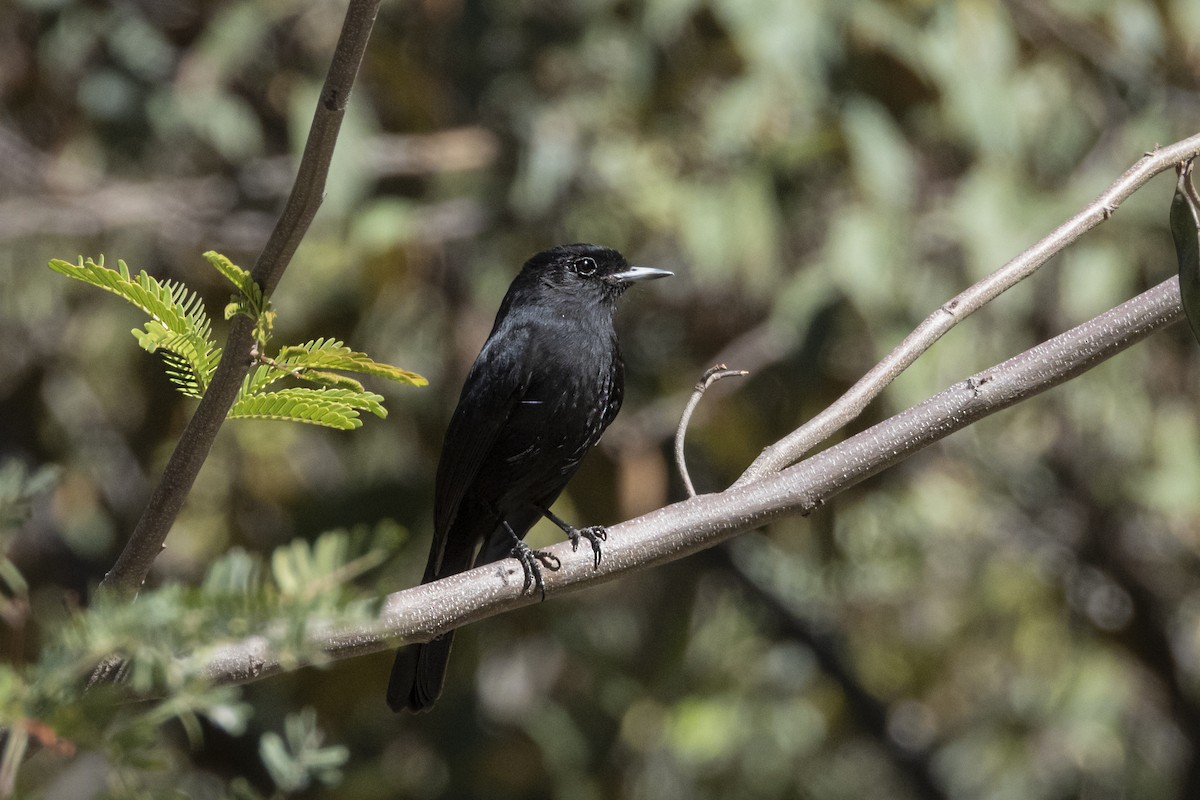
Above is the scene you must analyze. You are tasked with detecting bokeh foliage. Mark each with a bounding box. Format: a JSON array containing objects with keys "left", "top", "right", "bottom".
[{"left": 3, "top": 0, "right": 1200, "bottom": 797}]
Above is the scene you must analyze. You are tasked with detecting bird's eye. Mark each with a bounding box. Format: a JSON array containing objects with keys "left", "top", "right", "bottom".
[{"left": 574, "top": 257, "right": 598, "bottom": 276}]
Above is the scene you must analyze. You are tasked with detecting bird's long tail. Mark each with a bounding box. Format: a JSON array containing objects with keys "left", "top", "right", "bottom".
[
  {"left": 387, "top": 631, "right": 455, "bottom": 712},
  {"left": 387, "top": 505, "right": 543, "bottom": 712},
  {"left": 387, "top": 506, "right": 495, "bottom": 713}
]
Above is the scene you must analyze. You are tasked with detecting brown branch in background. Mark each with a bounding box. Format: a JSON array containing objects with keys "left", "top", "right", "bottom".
[
  {"left": 0, "top": 121, "right": 497, "bottom": 247},
  {"left": 674, "top": 365, "right": 748, "bottom": 497},
  {"left": 363, "top": 127, "right": 500, "bottom": 176},
  {"left": 736, "top": 132, "right": 1200, "bottom": 485},
  {"left": 200, "top": 276, "right": 1185, "bottom": 685},
  {"left": 97, "top": 0, "right": 383, "bottom": 597}
]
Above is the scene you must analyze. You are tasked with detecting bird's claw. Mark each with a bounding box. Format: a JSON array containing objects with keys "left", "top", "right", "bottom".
[
  {"left": 567, "top": 525, "right": 607, "bottom": 569},
  {"left": 535, "top": 549, "right": 562, "bottom": 571},
  {"left": 511, "top": 540, "right": 562, "bottom": 599}
]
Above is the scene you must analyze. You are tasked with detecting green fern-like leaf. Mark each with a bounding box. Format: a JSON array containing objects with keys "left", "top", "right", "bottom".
[
  {"left": 275, "top": 339, "right": 427, "bottom": 386},
  {"left": 49, "top": 257, "right": 219, "bottom": 396},
  {"left": 132, "top": 321, "right": 221, "bottom": 398},
  {"left": 237, "top": 357, "right": 303, "bottom": 399},
  {"left": 270, "top": 533, "right": 389, "bottom": 601},
  {"left": 241, "top": 364, "right": 283, "bottom": 398},
  {"left": 203, "top": 250, "right": 255, "bottom": 297},
  {"left": 50, "top": 254, "right": 425, "bottom": 429},
  {"left": 233, "top": 339, "right": 425, "bottom": 420},
  {"left": 228, "top": 388, "right": 386, "bottom": 430}
]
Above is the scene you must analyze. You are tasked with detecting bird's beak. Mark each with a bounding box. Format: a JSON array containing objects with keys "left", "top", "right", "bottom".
[{"left": 607, "top": 265, "right": 674, "bottom": 285}]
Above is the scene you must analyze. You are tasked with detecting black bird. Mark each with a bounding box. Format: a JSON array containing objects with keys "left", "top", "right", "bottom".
[{"left": 387, "top": 243, "right": 672, "bottom": 712}]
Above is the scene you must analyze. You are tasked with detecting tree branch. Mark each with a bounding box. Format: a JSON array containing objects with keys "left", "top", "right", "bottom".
[
  {"left": 200, "top": 275, "right": 1184, "bottom": 685},
  {"left": 737, "top": 132, "right": 1200, "bottom": 485},
  {"left": 98, "top": 0, "right": 382, "bottom": 597},
  {"left": 248, "top": 0, "right": 380, "bottom": 296}
]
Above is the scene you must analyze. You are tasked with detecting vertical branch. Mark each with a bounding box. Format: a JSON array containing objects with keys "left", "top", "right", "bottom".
[
  {"left": 98, "top": 0, "right": 383, "bottom": 597},
  {"left": 250, "top": 0, "right": 381, "bottom": 296}
]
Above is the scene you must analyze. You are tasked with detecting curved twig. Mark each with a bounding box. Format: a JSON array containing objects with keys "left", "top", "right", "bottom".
[{"left": 674, "top": 365, "right": 749, "bottom": 497}]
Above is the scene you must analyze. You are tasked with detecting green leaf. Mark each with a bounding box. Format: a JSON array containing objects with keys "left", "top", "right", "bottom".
[
  {"left": 241, "top": 364, "right": 283, "bottom": 397},
  {"left": 275, "top": 338, "right": 427, "bottom": 386},
  {"left": 227, "top": 388, "right": 386, "bottom": 429},
  {"left": 201, "top": 547, "right": 263, "bottom": 598},
  {"left": 203, "top": 250, "right": 255, "bottom": 296},
  {"left": 132, "top": 321, "right": 220, "bottom": 398},
  {"left": 299, "top": 370, "right": 365, "bottom": 392},
  {"left": 1173, "top": 163, "right": 1200, "bottom": 347},
  {"left": 49, "top": 253, "right": 418, "bottom": 430},
  {"left": 259, "top": 708, "right": 348, "bottom": 792},
  {"left": 230, "top": 339, "right": 424, "bottom": 427},
  {"left": 48, "top": 256, "right": 219, "bottom": 396},
  {"left": 205, "top": 250, "right": 273, "bottom": 345}
]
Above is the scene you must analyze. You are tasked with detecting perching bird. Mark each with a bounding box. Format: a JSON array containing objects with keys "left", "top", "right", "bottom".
[{"left": 387, "top": 243, "right": 672, "bottom": 712}]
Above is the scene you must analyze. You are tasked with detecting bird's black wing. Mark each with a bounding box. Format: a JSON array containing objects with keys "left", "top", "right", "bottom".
[{"left": 425, "top": 326, "right": 531, "bottom": 578}]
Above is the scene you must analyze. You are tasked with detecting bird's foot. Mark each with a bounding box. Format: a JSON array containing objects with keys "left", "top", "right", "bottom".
[
  {"left": 511, "top": 540, "right": 562, "bottom": 599},
  {"left": 535, "top": 505, "right": 607, "bottom": 569},
  {"left": 566, "top": 525, "right": 607, "bottom": 569}
]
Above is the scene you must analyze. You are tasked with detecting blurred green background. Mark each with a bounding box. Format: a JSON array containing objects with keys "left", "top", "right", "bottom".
[{"left": 4, "top": 0, "right": 1200, "bottom": 797}]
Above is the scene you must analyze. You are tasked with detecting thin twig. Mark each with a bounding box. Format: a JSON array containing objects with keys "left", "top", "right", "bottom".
[
  {"left": 98, "top": 0, "right": 382, "bottom": 597},
  {"left": 675, "top": 365, "right": 749, "bottom": 497},
  {"left": 201, "top": 276, "right": 1185, "bottom": 686},
  {"left": 736, "top": 132, "right": 1200, "bottom": 486}
]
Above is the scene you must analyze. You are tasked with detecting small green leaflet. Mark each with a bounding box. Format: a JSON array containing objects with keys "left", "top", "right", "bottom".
[
  {"left": 1174, "top": 161, "right": 1200, "bottom": 347},
  {"left": 203, "top": 250, "right": 275, "bottom": 346},
  {"left": 260, "top": 708, "right": 348, "bottom": 792}
]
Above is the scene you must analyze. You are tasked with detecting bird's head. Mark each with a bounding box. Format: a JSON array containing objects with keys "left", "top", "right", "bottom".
[{"left": 516, "top": 243, "right": 673, "bottom": 306}]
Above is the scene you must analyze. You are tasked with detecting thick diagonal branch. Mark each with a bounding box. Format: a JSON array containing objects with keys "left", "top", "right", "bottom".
[{"left": 200, "top": 277, "right": 1184, "bottom": 685}]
